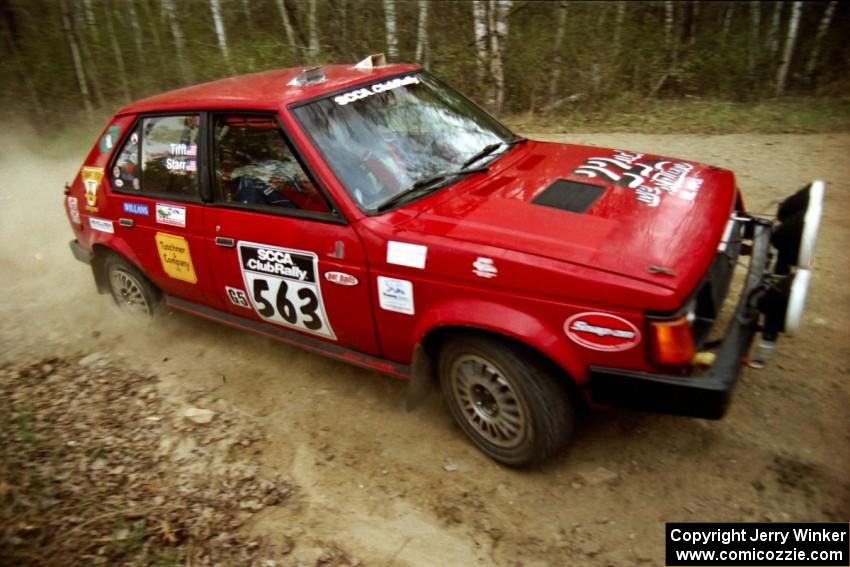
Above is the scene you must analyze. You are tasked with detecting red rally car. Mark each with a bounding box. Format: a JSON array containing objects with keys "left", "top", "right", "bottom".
[{"left": 65, "top": 57, "right": 824, "bottom": 466}]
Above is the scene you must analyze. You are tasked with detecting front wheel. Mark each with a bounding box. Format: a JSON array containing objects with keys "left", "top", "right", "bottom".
[
  {"left": 104, "top": 255, "right": 160, "bottom": 316},
  {"left": 438, "top": 335, "right": 575, "bottom": 467}
]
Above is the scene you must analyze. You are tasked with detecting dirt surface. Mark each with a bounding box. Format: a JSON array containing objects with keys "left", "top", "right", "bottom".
[{"left": 1, "top": 128, "right": 848, "bottom": 565}]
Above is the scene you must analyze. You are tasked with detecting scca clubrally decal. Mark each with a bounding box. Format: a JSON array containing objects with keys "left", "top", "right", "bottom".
[{"left": 237, "top": 241, "right": 335, "bottom": 339}]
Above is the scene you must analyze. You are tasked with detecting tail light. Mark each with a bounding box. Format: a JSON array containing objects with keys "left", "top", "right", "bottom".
[{"left": 649, "top": 315, "right": 695, "bottom": 367}]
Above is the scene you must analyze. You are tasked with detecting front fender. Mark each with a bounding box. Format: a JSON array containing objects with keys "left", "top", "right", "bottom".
[{"left": 412, "top": 298, "right": 588, "bottom": 384}]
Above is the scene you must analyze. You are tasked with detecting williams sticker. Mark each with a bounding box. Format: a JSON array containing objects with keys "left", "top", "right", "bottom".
[
  {"left": 564, "top": 312, "right": 641, "bottom": 352},
  {"left": 80, "top": 166, "right": 104, "bottom": 211},
  {"left": 377, "top": 276, "right": 414, "bottom": 315},
  {"left": 123, "top": 201, "right": 149, "bottom": 216},
  {"left": 154, "top": 232, "right": 197, "bottom": 284},
  {"left": 237, "top": 241, "right": 335, "bottom": 339},
  {"left": 155, "top": 203, "right": 186, "bottom": 227}
]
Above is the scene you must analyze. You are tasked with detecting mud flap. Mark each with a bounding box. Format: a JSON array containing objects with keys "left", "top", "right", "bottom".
[{"left": 405, "top": 344, "right": 434, "bottom": 411}]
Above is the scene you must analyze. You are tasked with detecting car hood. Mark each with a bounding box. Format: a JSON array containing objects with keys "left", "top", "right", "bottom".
[{"left": 397, "top": 140, "right": 737, "bottom": 297}]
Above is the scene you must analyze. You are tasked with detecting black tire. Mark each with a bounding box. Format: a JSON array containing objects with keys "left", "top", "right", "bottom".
[
  {"left": 104, "top": 255, "right": 160, "bottom": 316},
  {"left": 438, "top": 335, "right": 575, "bottom": 467}
]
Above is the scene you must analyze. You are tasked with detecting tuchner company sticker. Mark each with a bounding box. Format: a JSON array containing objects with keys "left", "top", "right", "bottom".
[{"left": 154, "top": 232, "right": 197, "bottom": 283}]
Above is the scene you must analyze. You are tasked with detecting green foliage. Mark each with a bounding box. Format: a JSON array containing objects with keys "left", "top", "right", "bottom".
[{"left": 0, "top": 0, "right": 848, "bottom": 132}]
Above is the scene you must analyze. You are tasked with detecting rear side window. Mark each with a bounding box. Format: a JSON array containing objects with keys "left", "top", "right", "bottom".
[{"left": 111, "top": 114, "right": 200, "bottom": 198}]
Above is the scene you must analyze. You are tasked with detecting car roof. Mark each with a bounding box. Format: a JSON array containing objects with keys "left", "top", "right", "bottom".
[{"left": 116, "top": 62, "right": 421, "bottom": 115}]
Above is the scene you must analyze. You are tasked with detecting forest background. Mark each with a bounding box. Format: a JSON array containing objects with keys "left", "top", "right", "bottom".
[{"left": 1, "top": 0, "right": 849, "bottom": 136}]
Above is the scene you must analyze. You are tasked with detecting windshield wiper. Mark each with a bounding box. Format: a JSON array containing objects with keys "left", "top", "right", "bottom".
[
  {"left": 375, "top": 166, "right": 488, "bottom": 212},
  {"left": 461, "top": 137, "right": 527, "bottom": 169}
]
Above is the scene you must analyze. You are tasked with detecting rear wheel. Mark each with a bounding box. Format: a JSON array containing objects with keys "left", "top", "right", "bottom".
[
  {"left": 438, "top": 335, "right": 575, "bottom": 467},
  {"left": 104, "top": 255, "right": 160, "bottom": 316}
]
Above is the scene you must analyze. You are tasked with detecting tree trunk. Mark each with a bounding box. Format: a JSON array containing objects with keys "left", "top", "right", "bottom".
[
  {"left": 383, "top": 0, "right": 399, "bottom": 60},
  {"left": 721, "top": 2, "right": 734, "bottom": 39},
  {"left": 73, "top": 1, "right": 105, "bottom": 108},
  {"left": 104, "top": 6, "right": 131, "bottom": 102},
  {"left": 766, "top": 1, "right": 783, "bottom": 59},
  {"left": 547, "top": 1, "right": 568, "bottom": 105},
  {"left": 415, "top": 0, "right": 429, "bottom": 66},
  {"left": 308, "top": 0, "right": 319, "bottom": 58},
  {"left": 804, "top": 0, "right": 837, "bottom": 84},
  {"left": 689, "top": 1, "right": 699, "bottom": 45},
  {"left": 613, "top": 1, "right": 626, "bottom": 50},
  {"left": 209, "top": 0, "right": 234, "bottom": 72},
  {"left": 0, "top": 13, "right": 45, "bottom": 119},
  {"left": 472, "top": 1, "right": 489, "bottom": 93},
  {"left": 748, "top": 1, "right": 760, "bottom": 77},
  {"left": 241, "top": 0, "right": 252, "bottom": 21},
  {"left": 59, "top": 0, "right": 93, "bottom": 120},
  {"left": 663, "top": 1, "right": 676, "bottom": 63},
  {"left": 488, "top": 0, "right": 511, "bottom": 112},
  {"left": 126, "top": 0, "right": 145, "bottom": 62},
  {"left": 275, "top": 0, "right": 296, "bottom": 49},
  {"left": 161, "top": 0, "right": 193, "bottom": 83},
  {"left": 775, "top": 0, "right": 802, "bottom": 96}
]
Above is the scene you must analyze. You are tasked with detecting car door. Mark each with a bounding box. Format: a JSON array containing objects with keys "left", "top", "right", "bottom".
[
  {"left": 203, "top": 112, "right": 381, "bottom": 356},
  {"left": 106, "top": 113, "right": 225, "bottom": 310}
]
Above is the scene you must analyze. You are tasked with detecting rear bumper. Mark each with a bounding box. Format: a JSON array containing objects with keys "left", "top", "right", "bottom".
[
  {"left": 587, "top": 219, "right": 772, "bottom": 419},
  {"left": 69, "top": 239, "right": 92, "bottom": 265}
]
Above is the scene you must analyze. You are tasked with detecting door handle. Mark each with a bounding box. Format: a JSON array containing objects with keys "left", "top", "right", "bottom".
[
  {"left": 118, "top": 218, "right": 134, "bottom": 228},
  {"left": 215, "top": 236, "right": 235, "bottom": 248}
]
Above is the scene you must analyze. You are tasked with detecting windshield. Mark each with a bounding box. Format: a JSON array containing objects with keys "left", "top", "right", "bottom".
[{"left": 292, "top": 72, "right": 515, "bottom": 212}]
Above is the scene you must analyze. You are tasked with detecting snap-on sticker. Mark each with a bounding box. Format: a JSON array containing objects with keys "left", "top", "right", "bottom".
[
  {"left": 387, "top": 241, "right": 427, "bottom": 269},
  {"left": 154, "top": 232, "right": 197, "bottom": 284},
  {"left": 564, "top": 312, "right": 641, "bottom": 352},
  {"left": 225, "top": 286, "right": 251, "bottom": 308},
  {"left": 156, "top": 203, "right": 186, "bottom": 227},
  {"left": 324, "top": 271, "right": 359, "bottom": 286},
  {"left": 377, "top": 276, "right": 414, "bottom": 315},
  {"left": 88, "top": 217, "right": 114, "bottom": 234}
]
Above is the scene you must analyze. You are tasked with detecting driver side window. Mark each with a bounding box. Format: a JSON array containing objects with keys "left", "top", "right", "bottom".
[{"left": 212, "top": 114, "right": 331, "bottom": 214}]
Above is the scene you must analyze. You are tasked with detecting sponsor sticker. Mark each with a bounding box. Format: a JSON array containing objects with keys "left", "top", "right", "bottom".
[
  {"left": 377, "top": 276, "right": 414, "bottom": 315},
  {"left": 123, "top": 201, "right": 149, "bottom": 216},
  {"left": 473, "top": 257, "right": 497, "bottom": 279},
  {"left": 324, "top": 271, "right": 359, "bottom": 286},
  {"left": 238, "top": 241, "right": 335, "bottom": 339},
  {"left": 572, "top": 149, "right": 699, "bottom": 208},
  {"left": 80, "top": 166, "right": 104, "bottom": 211},
  {"left": 334, "top": 75, "right": 420, "bottom": 106},
  {"left": 88, "top": 217, "right": 114, "bottom": 234},
  {"left": 225, "top": 286, "right": 251, "bottom": 308},
  {"left": 387, "top": 241, "right": 427, "bottom": 269},
  {"left": 154, "top": 232, "right": 197, "bottom": 283},
  {"left": 155, "top": 203, "right": 186, "bottom": 227},
  {"left": 67, "top": 197, "right": 81, "bottom": 225},
  {"left": 564, "top": 312, "right": 641, "bottom": 352}
]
